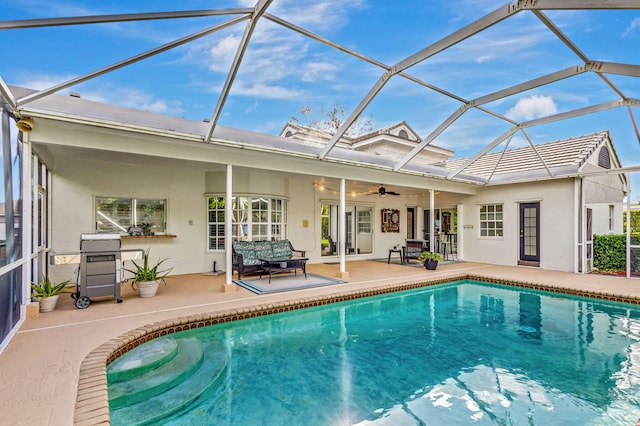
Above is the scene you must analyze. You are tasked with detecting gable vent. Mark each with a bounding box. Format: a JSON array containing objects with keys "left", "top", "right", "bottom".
[
  {"left": 398, "top": 129, "right": 409, "bottom": 139},
  {"left": 598, "top": 146, "right": 611, "bottom": 169}
]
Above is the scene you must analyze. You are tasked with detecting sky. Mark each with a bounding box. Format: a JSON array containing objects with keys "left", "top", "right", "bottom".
[{"left": 1, "top": 0, "right": 639, "bottom": 197}]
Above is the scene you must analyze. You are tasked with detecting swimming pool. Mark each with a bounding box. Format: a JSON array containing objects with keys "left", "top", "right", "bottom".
[{"left": 108, "top": 279, "right": 640, "bottom": 425}]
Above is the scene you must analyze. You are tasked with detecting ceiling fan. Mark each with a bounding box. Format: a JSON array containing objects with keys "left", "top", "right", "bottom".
[{"left": 367, "top": 184, "right": 400, "bottom": 196}]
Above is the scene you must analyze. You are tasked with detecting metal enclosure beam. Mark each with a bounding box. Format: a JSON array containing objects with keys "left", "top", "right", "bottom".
[
  {"left": 393, "top": 65, "right": 590, "bottom": 171},
  {"left": 447, "top": 99, "right": 628, "bottom": 180},
  {"left": 0, "top": 78, "right": 16, "bottom": 111},
  {"left": 18, "top": 16, "right": 249, "bottom": 107},
  {"left": 0, "top": 9, "right": 252, "bottom": 30},
  {"left": 319, "top": 2, "right": 521, "bottom": 160},
  {"left": 205, "top": 0, "right": 273, "bottom": 141}
]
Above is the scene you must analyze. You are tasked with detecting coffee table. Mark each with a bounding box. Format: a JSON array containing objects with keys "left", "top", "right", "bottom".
[{"left": 259, "top": 256, "right": 308, "bottom": 283}]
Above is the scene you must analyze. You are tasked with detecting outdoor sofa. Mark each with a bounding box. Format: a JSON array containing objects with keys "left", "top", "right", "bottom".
[{"left": 232, "top": 240, "right": 306, "bottom": 279}]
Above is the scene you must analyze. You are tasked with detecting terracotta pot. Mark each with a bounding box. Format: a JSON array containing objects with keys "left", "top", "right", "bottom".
[
  {"left": 39, "top": 294, "right": 60, "bottom": 313},
  {"left": 424, "top": 259, "right": 439, "bottom": 270},
  {"left": 135, "top": 280, "right": 159, "bottom": 298}
]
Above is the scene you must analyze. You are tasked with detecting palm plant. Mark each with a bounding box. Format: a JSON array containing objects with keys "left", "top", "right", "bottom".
[
  {"left": 31, "top": 275, "right": 70, "bottom": 298},
  {"left": 125, "top": 249, "right": 172, "bottom": 284}
]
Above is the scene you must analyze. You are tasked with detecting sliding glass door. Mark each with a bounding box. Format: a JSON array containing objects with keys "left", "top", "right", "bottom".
[{"left": 321, "top": 203, "right": 372, "bottom": 256}]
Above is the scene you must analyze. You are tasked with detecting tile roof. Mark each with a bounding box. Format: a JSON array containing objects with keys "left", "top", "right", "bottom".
[{"left": 443, "top": 131, "right": 610, "bottom": 180}]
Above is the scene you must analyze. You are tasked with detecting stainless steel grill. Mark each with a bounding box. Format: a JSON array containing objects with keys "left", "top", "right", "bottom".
[
  {"left": 76, "top": 233, "right": 122, "bottom": 308},
  {"left": 51, "top": 235, "right": 143, "bottom": 309}
]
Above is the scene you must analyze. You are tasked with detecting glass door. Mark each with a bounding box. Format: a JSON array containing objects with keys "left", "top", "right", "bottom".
[
  {"left": 321, "top": 204, "right": 372, "bottom": 256},
  {"left": 519, "top": 202, "right": 540, "bottom": 263}
]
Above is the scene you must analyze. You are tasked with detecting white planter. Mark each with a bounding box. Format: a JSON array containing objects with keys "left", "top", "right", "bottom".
[
  {"left": 39, "top": 295, "right": 60, "bottom": 313},
  {"left": 135, "top": 280, "right": 159, "bottom": 298}
]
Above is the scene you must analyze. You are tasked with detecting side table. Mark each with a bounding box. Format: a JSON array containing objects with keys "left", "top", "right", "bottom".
[{"left": 388, "top": 248, "right": 403, "bottom": 264}]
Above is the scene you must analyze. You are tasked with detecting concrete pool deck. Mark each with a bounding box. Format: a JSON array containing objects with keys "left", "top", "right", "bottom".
[{"left": 2, "top": 260, "right": 640, "bottom": 425}]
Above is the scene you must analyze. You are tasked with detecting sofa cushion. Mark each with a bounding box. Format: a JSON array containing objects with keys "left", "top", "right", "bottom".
[
  {"left": 405, "top": 246, "right": 422, "bottom": 258},
  {"left": 233, "top": 241, "right": 260, "bottom": 266},
  {"left": 272, "top": 240, "right": 292, "bottom": 258},
  {"left": 254, "top": 241, "right": 274, "bottom": 260}
]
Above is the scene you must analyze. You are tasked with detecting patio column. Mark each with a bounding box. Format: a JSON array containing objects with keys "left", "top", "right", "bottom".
[
  {"left": 338, "top": 178, "right": 348, "bottom": 279},
  {"left": 224, "top": 164, "right": 234, "bottom": 289},
  {"left": 456, "top": 203, "right": 463, "bottom": 260},
  {"left": 429, "top": 190, "right": 435, "bottom": 252},
  {"left": 626, "top": 176, "right": 631, "bottom": 278},
  {"left": 573, "top": 179, "right": 580, "bottom": 273}
]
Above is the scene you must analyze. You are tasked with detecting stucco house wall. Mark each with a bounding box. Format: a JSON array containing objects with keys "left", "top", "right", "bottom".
[
  {"left": 50, "top": 156, "right": 211, "bottom": 282},
  {"left": 49, "top": 152, "right": 622, "bottom": 282},
  {"left": 49, "top": 158, "right": 423, "bottom": 283},
  {"left": 460, "top": 179, "right": 576, "bottom": 272}
]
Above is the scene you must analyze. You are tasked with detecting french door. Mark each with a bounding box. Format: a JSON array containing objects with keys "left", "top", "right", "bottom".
[{"left": 519, "top": 202, "right": 540, "bottom": 263}]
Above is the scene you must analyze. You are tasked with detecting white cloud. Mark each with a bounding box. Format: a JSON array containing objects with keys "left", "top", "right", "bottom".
[
  {"left": 84, "top": 87, "right": 185, "bottom": 115},
  {"left": 623, "top": 17, "right": 640, "bottom": 37},
  {"left": 12, "top": 73, "right": 185, "bottom": 115},
  {"left": 13, "top": 73, "right": 74, "bottom": 91},
  {"left": 207, "top": 35, "right": 242, "bottom": 73},
  {"left": 301, "top": 61, "right": 338, "bottom": 82},
  {"left": 173, "top": 0, "right": 368, "bottom": 100},
  {"left": 238, "top": 0, "right": 366, "bottom": 31},
  {"left": 231, "top": 81, "right": 304, "bottom": 99},
  {"left": 505, "top": 95, "right": 558, "bottom": 121}
]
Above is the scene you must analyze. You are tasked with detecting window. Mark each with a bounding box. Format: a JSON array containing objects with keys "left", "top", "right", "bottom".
[
  {"left": 95, "top": 197, "right": 166, "bottom": 235},
  {"left": 207, "top": 196, "right": 288, "bottom": 250},
  {"left": 479, "top": 204, "right": 503, "bottom": 237},
  {"left": 208, "top": 197, "right": 225, "bottom": 250},
  {"left": 609, "top": 204, "right": 614, "bottom": 231},
  {"left": 271, "top": 198, "right": 287, "bottom": 240},
  {"left": 357, "top": 209, "right": 372, "bottom": 233}
]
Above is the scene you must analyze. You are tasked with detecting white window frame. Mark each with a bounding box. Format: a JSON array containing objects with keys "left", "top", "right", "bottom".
[
  {"left": 94, "top": 197, "right": 167, "bottom": 235},
  {"left": 479, "top": 203, "right": 503, "bottom": 238},
  {"left": 207, "top": 195, "right": 288, "bottom": 251}
]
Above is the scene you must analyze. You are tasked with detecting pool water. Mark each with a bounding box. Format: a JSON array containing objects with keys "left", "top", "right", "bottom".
[{"left": 108, "top": 280, "right": 640, "bottom": 425}]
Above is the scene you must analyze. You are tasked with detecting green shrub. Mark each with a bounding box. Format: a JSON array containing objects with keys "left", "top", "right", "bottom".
[
  {"left": 623, "top": 210, "right": 640, "bottom": 234},
  {"left": 593, "top": 234, "right": 640, "bottom": 272}
]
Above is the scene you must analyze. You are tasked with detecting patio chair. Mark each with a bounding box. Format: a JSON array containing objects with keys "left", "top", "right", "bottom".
[{"left": 402, "top": 239, "right": 425, "bottom": 264}]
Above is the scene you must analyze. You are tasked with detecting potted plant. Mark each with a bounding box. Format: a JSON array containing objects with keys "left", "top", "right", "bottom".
[
  {"left": 31, "top": 275, "right": 71, "bottom": 312},
  {"left": 125, "top": 249, "right": 172, "bottom": 298},
  {"left": 417, "top": 251, "right": 445, "bottom": 270}
]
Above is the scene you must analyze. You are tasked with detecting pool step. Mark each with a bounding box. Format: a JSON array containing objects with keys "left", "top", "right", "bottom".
[
  {"left": 108, "top": 336, "right": 179, "bottom": 382},
  {"left": 108, "top": 337, "right": 204, "bottom": 409},
  {"left": 109, "top": 340, "right": 228, "bottom": 425}
]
